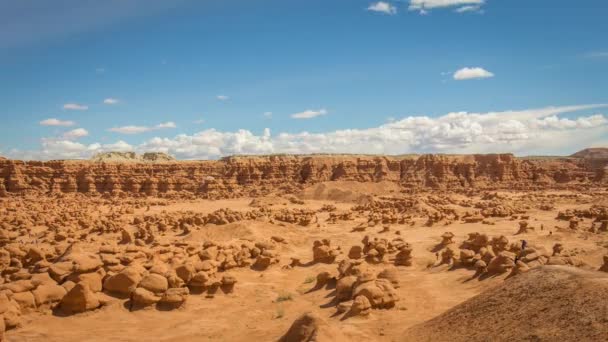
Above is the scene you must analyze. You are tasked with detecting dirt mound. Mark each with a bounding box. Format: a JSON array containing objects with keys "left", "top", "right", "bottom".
[
  {"left": 403, "top": 266, "right": 608, "bottom": 342},
  {"left": 90, "top": 152, "right": 175, "bottom": 163},
  {"left": 570, "top": 147, "right": 608, "bottom": 159},
  {"left": 298, "top": 181, "right": 401, "bottom": 203}
]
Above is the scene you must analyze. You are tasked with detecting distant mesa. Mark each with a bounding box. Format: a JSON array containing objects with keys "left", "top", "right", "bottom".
[
  {"left": 570, "top": 147, "right": 608, "bottom": 159},
  {"left": 90, "top": 152, "right": 175, "bottom": 163}
]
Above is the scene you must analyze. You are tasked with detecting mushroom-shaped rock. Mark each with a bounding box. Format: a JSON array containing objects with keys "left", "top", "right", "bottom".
[
  {"left": 335, "top": 276, "right": 358, "bottom": 302},
  {"left": 487, "top": 251, "right": 516, "bottom": 274},
  {"left": 349, "top": 296, "right": 372, "bottom": 317},
  {"left": 131, "top": 287, "right": 161, "bottom": 307},
  {"left": 138, "top": 274, "right": 168, "bottom": 294},
  {"left": 32, "top": 284, "right": 67, "bottom": 308},
  {"left": 103, "top": 267, "right": 143, "bottom": 295},
  {"left": 160, "top": 287, "right": 189, "bottom": 308},
  {"left": 394, "top": 246, "right": 413, "bottom": 266},
  {"left": 279, "top": 312, "right": 343, "bottom": 342},
  {"left": 377, "top": 268, "right": 400, "bottom": 289},
  {"left": 352, "top": 278, "right": 399, "bottom": 309},
  {"left": 221, "top": 275, "right": 237, "bottom": 293},
  {"left": 440, "top": 232, "right": 455, "bottom": 246},
  {"left": 599, "top": 255, "right": 608, "bottom": 273},
  {"left": 59, "top": 283, "right": 100, "bottom": 314},
  {"left": 348, "top": 246, "right": 363, "bottom": 260}
]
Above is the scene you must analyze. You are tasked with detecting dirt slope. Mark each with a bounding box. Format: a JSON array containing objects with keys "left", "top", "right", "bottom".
[
  {"left": 571, "top": 147, "right": 608, "bottom": 159},
  {"left": 403, "top": 266, "right": 608, "bottom": 342}
]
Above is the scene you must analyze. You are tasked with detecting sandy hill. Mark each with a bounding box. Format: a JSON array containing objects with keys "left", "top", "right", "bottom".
[
  {"left": 403, "top": 266, "right": 608, "bottom": 342},
  {"left": 570, "top": 147, "right": 608, "bottom": 159}
]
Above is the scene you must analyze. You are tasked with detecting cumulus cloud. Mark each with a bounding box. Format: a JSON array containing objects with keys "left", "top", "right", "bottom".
[
  {"left": 108, "top": 122, "right": 177, "bottom": 134},
  {"left": 409, "top": 0, "right": 485, "bottom": 12},
  {"left": 39, "top": 118, "right": 75, "bottom": 127},
  {"left": 216, "top": 95, "right": 229, "bottom": 101},
  {"left": 291, "top": 109, "right": 328, "bottom": 119},
  {"left": 453, "top": 67, "right": 494, "bottom": 80},
  {"left": 8, "top": 104, "right": 607, "bottom": 161},
  {"left": 367, "top": 2, "right": 397, "bottom": 15},
  {"left": 62, "top": 128, "right": 89, "bottom": 140},
  {"left": 63, "top": 103, "right": 88, "bottom": 110},
  {"left": 103, "top": 98, "right": 119, "bottom": 105}
]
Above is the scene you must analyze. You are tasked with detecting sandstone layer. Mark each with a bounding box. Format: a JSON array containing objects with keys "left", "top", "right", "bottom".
[{"left": 1, "top": 154, "right": 606, "bottom": 198}]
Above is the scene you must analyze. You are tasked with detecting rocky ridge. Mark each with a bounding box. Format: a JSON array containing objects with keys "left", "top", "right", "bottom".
[{"left": 0, "top": 154, "right": 606, "bottom": 198}]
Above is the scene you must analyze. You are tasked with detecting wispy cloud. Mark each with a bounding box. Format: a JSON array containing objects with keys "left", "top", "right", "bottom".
[
  {"left": 263, "top": 112, "right": 273, "bottom": 119},
  {"left": 455, "top": 5, "right": 483, "bottom": 13},
  {"left": 409, "top": 0, "right": 485, "bottom": 13},
  {"left": 40, "top": 118, "right": 75, "bottom": 127},
  {"left": 216, "top": 95, "right": 229, "bottom": 101},
  {"left": 193, "top": 118, "right": 205, "bottom": 124},
  {"left": 367, "top": 2, "right": 397, "bottom": 15},
  {"left": 453, "top": 67, "right": 494, "bottom": 80},
  {"left": 108, "top": 121, "right": 177, "bottom": 134},
  {"left": 103, "top": 98, "right": 119, "bottom": 105},
  {"left": 63, "top": 103, "right": 88, "bottom": 111},
  {"left": 291, "top": 109, "right": 328, "bottom": 119}
]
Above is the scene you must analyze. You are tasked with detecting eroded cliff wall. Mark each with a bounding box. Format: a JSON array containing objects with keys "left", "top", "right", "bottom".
[{"left": 0, "top": 154, "right": 605, "bottom": 198}]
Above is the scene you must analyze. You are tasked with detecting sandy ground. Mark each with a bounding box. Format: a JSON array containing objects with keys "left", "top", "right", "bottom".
[{"left": 3, "top": 184, "right": 608, "bottom": 341}]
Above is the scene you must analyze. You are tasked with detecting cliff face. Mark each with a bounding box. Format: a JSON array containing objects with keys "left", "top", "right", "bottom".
[{"left": 0, "top": 154, "right": 605, "bottom": 198}]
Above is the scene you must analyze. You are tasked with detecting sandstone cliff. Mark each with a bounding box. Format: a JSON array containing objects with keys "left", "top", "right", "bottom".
[{"left": 0, "top": 154, "right": 606, "bottom": 198}]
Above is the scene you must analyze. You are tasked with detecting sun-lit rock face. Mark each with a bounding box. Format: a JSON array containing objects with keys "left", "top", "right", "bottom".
[{"left": 0, "top": 153, "right": 605, "bottom": 198}]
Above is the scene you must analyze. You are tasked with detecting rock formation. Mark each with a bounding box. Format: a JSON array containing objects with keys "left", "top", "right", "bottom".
[{"left": 0, "top": 153, "right": 605, "bottom": 198}]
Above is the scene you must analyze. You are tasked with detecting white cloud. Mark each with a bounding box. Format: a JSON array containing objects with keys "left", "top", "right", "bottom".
[
  {"left": 62, "top": 128, "right": 89, "bottom": 140},
  {"left": 63, "top": 103, "right": 88, "bottom": 111},
  {"left": 263, "top": 112, "right": 273, "bottom": 119},
  {"left": 291, "top": 109, "right": 328, "bottom": 119},
  {"left": 108, "top": 122, "right": 177, "bottom": 134},
  {"left": 455, "top": 5, "right": 482, "bottom": 13},
  {"left": 9, "top": 105, "right": 608, "bottom": 160},
  {"left": 103, "top": 98, "right": 119, "bottom": 105},
  {"left": 367, "top": 2, "right": 397, "bottom": 15},
  {"left": 216, "top": 95, "right": 229, "bottom": 101},
  {"left": 409, "top": 0, "right": 485, "bottom": 11},
  {"left": 156, "top": 121, "right": 176, "bottom": 129},
  {"left": 194, "top": 119, "right": 205, "bottom": 124},
  {"left": 453, "top": 67, "right": 494, "bottom": 80},
  {"left": 40, "top": 118, "right": 75, "bottom": 127}
]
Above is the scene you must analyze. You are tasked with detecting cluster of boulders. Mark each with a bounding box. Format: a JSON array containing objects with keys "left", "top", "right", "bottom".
[
  {"left": 273, "top": 208, "right": 317, "bottom": 226},
  {"left": 326, "top": 211, "right": 354, "bottom": 223},
  {"left": 475, "top": 199, "right": 522, "bottom": 218},
  {"left": 346, "top": 236, "right": 413, "bottom": 266},
  {"left": 0, "top": 235, "right": 285, "bottom": 334},
  {"left": 314, "top": 260, "right": 400, "bottom": 319},
  {"left": 435, "top": 232, "right": 587, "bottom": 277},
  {"left": 312, "top": 240, "right": 342, "bottom": 264},
  {"left": 556, "top": 205, "right": 608, "bottom": 233}
]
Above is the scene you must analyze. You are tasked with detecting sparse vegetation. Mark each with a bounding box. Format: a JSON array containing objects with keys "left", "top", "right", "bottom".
[
  {"left": 276, "top": 293, "right": 294, "bottom": 303},
  {"left": 303, "top": 276, "right": 316, "bottom": 284}
]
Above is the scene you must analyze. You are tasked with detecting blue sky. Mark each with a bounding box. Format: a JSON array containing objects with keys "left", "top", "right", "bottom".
[{"left": 1, "top": 0, "right": 607, "bottom": 159}]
